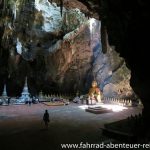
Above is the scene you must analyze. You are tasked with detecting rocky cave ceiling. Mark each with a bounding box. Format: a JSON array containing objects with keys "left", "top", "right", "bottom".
[{"left": 0, "top": 0, "right": 138, "bottom": 100}]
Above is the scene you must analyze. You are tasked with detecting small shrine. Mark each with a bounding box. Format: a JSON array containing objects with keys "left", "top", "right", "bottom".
[
  {"left": 88, "top": 80, "right": 101, "bottom": 104},
  {"left": 2, "top": 84, "right": 7, "bottom": 98}
]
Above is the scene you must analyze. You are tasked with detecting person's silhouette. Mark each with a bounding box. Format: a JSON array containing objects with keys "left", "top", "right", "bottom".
[{"left": 43, "top": 110, "right": 50, "bottom": 129}]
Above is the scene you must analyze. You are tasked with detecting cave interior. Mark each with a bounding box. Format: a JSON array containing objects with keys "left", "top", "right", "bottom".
[{"left": 0, "top": 0, "right": 150, "bottom": 148}]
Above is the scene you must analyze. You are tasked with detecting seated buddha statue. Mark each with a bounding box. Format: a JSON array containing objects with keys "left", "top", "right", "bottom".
[{"left": 88, "top": 80, "right": 101, "bottom": 103}]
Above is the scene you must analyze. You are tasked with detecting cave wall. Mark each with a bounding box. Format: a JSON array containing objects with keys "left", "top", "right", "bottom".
[
  {"left": 0, "top": 0, "right": 87, "bottom": 96},
  {"left": 102, "top": 46, "right": 134, "bottom": 99},
  {"left": 101, "top": 0, "right": 150, "bottom": 100},
  {"left": 0, "top": 0, "right": 134, "bottom": 98},
  {"left": 88, "top": 19, "right": 134, "bottom": 98},
  {"left": 100, "top": 0, "right": 150, "bottom": 134}
]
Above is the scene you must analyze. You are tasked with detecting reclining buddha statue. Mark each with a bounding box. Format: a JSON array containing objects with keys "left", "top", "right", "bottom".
[{"left": 88, "top": 80, "right": 101, "bottom": 103}]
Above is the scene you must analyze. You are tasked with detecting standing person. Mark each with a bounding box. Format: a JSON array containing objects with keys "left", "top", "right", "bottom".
[
  {"left": 43, "top": 110, "right": 50, "bottom": 129},
  {"left": 28, "top": 98, "right": 32, "bottom": 106},
  {"left": 8, "top": 97, "right": 11, "bottom": 105}
]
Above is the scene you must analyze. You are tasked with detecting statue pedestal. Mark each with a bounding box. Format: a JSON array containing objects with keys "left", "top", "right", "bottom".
[{"left": 86, "top": 106, "right": 112, "bottom": 114}]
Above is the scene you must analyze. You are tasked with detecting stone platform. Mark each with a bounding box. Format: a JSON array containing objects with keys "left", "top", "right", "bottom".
[
  {"left": 86, "top": 106, "right": 112, "bottom": 114},
  {"left": 85, "top": 103, "right": 128, "bottom": 114}
]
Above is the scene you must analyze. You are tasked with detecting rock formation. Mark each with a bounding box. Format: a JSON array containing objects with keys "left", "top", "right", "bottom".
[
  {"left": 0, "top": 0, "right": 135, "bottom": 99},
  {"left": 100, "top": 0, "right": 150, "bottom": 138}
]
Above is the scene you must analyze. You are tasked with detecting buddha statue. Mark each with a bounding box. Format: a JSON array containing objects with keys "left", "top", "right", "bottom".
[{"left": 88, "top": 80, "right": 101, "bottom": 103}]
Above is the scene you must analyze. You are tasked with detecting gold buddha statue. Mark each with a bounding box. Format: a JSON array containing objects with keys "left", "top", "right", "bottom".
[{"left": 88, "top": 80, "right": 101, "bottom": 103}]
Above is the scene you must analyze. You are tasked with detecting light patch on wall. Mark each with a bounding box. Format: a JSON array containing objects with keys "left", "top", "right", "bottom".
[
  {"left": 12, "top": 3, "right": 17, "bottom": 19},
  {"left": 89, "top": 18, "right": 100, "bottom": 48},
  {"left": 16, "top": 38, "right": 22, "bottom": 54},
  {"left": 35, "top": 0, "right": 65, "bottom": 32},
  {"left": 72, "top": 48, "right": 76, "bottom": 55},
  {"left": 89, "top": 18, "right": 96, "bottom": 32}
]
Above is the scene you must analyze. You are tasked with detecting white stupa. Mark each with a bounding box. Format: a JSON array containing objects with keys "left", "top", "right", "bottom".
[
  {"left": 19, "top": 77, "right": 30, "bottom": 102},
  {"left": 0, "top": 84, "right": 8, "bottom": 105},
  {"left": 2, "top": 84, "right": 7, "bottom": 97}
]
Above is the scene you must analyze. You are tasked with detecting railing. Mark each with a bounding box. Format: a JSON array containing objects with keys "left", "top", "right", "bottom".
[{"left": 102, "top": 97, "right": 142, "bottom": 107}]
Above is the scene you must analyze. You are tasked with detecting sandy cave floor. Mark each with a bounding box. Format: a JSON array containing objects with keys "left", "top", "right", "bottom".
[{"left": 0, "top": 103, "right": 142, "bottom": 150}]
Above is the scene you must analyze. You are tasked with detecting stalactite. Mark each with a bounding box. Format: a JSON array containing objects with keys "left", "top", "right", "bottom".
[
  {"left": 49, "top": 0, "right": 53, "bottom": 3},
  {"left": 3, "top": 0, "right": 7, "bottom": 9},
  {"left": 64, "top": 11, "right": 68, "bottom": 27},
  {"left": 101, "top": 23, "right": 108, "bottom": 53},
  {"left": 60, "top": 0, "right": 63, "bottom": 17}
]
